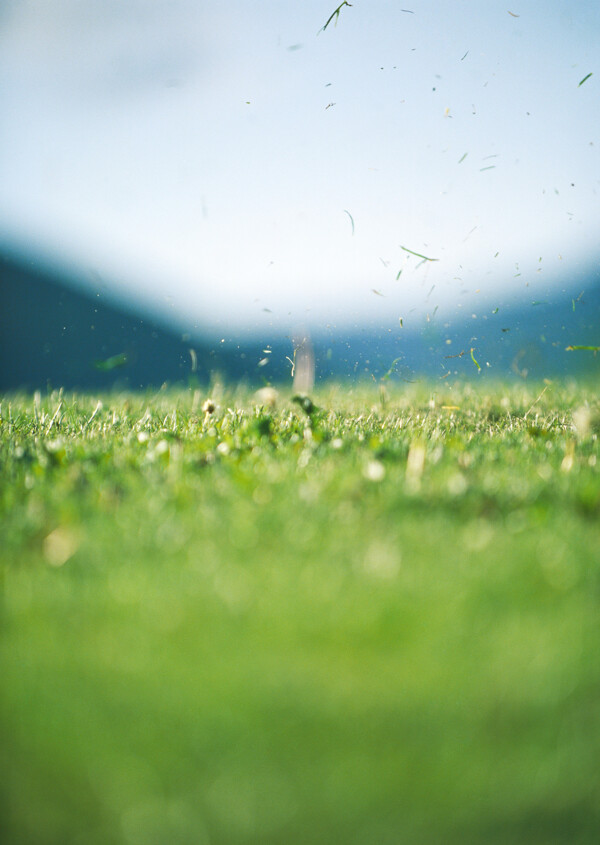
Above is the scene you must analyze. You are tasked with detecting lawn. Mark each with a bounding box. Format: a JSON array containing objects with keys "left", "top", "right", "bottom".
[{"left": 1, "top": 380, "right": 599, "bottom": 844}]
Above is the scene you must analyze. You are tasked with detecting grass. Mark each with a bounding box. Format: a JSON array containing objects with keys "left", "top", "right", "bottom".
[{"left": 1, "top": 380, "right": 600, "bottom": 844}]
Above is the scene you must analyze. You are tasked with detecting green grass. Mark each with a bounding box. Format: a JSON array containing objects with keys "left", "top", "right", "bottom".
[{"left": 1, "top": 381, "right": 600, "bottom": 844}]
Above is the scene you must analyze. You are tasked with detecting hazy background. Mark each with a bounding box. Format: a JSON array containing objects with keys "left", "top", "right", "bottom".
[{"left": 1, "top": 0, "right": 598, "bottom": 340}]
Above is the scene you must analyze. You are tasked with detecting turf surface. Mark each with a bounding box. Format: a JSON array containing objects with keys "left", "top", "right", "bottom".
[{"left": 1, "top": 381, "right": 599, "bottom": 844}]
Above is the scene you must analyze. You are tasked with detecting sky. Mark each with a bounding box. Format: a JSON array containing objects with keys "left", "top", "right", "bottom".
[{"left": 0, "top": 0, "right": 598, "bottom": 337}]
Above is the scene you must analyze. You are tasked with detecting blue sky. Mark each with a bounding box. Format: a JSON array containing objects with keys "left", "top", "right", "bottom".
[{"left": 0, "top": 1, "right": 598, "bottom": 337}]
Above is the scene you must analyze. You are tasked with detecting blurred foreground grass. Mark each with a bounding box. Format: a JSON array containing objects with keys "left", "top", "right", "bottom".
[{"left": 1, "top": 381, "right": 600, "bottom": 844}]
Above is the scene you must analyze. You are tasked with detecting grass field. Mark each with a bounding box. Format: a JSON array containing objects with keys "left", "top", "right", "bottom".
[{"left": 1, "top": 380, "right": 599, "bottom": 844}]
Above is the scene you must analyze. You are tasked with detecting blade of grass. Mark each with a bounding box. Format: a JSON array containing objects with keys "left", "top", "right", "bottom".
[
  {"left": 93, "top": 352, "right": 128, "bottom": 371},
  {"left": 470, "top": 348, "right": 481, "bottom": 372},
  {"left": 565, "top": 345, "right": 600, "bottom": 351},
  {"left": 319, "top": 2, "right": 352, "bottom": 33},
  {"left": 344, "top": 209, "right": 355, "bottom": 235},
  {"left": 400, "top": 246, "right": 439, "bottom": 261}
]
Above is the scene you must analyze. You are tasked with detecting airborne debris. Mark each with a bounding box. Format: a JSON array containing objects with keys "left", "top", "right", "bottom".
[
  {"left": 470, "top": 349, "right": 482, "bottom": 371},
  {"left": 319, "top": 1, "right": 352, "bottom": 33},
  {"left": 93, "top": 352, "right": 128, "bottom": 371},
  {"left": 566, "top": 345, "right": 600, "bottom": 352},
  {"left": 578, "top": 72, "right": 593, "bottom": 87},
  {"left": 400, "top": 246, "right": 439, "bottom": 261},
  {"left": 381, "top": 357, "right": 403, "bottom": 381},
  {"left": 344, "top": 209, "right": 355, "bottom": 234}
]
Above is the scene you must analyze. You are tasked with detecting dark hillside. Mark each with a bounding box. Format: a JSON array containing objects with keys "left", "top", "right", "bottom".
[
  {"left": 1, "top": 249, "right": 598, "bottom": 391},
  {"left": 0, "top": 253, "right": 283, "bottom": 392}
]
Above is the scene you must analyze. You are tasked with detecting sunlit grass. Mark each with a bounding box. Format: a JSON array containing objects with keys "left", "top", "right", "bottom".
[{"left": 1, "top": 381, "right": 599, "bottom": 844}]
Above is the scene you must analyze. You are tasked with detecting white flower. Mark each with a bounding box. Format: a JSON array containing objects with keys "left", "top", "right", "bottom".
[
  {"left": 254, "top": 387, "right": 278, "bottom": 407},
  {"left": 364, "top": 460, "right": 386, "bottom": 482}
]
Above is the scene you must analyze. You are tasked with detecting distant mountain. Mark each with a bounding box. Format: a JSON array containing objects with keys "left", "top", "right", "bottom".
[
  {"left": 1, "top": 249, "right": 598, "bottom": 392},
  {"left": 0, "top": 251, "right": 277, "bottom": 392}
]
